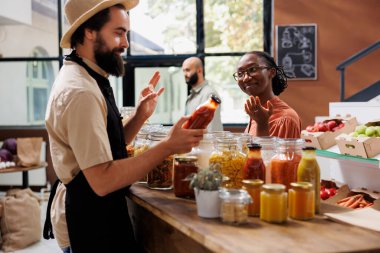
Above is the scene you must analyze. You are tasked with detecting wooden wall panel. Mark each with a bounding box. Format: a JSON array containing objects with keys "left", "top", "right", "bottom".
[{"left": 274, "top": 0, "right": 380, "bottom": 127}]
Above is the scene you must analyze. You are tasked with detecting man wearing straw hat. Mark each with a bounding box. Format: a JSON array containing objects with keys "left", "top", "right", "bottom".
[{"left": 44, "top": 0, "right": 205, "bottom": 252}]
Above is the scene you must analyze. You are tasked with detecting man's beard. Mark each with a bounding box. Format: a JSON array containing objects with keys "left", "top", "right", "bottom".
[
  {"left": 94, "top": 35, "right": 125, "bottom": 77},
  {"left": 185, "top": 72, "right": 198, "bottom": 87}
]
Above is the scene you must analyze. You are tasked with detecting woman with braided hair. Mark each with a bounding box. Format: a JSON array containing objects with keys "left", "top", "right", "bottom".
[{"left": 233, "top": 51, "right": 301, "bottom": 138}]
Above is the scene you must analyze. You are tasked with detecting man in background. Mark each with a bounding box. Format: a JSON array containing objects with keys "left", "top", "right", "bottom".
[{"left": 182, "top": 57, "right": 223, "bottom": 132}]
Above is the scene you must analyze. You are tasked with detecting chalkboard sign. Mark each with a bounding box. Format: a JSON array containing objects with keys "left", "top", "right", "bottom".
[{"left": 276, "top": 24, "right": 317, "bottom": 80}]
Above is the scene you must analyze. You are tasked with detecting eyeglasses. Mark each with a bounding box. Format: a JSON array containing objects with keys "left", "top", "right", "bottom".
[{"left": 233, "top": 66, "right": 270, "bottom": 81}]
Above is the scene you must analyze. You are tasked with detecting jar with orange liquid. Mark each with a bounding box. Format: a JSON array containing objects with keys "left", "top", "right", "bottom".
[
  {"left": 288, "top": 182, "right": 315, "bottom": 220},
  {"left": 260, "top": 183, "right": 287, "bottom": 223},
  {"left": 242, "top": 179, "right": 263, "bottom": 216},
  {"left": 270, "top": 138, "right": 304, "bottom": 190}
]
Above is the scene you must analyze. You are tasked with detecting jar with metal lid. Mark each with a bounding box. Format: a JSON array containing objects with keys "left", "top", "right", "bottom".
[
  {"left": 242, "top": 179, "right": 264, "bottom": 217},
  {"left": 288, "top": 182, "right": 315, "bottom": 220},
  {"left": 173, "top": 156, "right": 199, "bottom": 198},
  {"left": 147, "top": 127, "right": 173, "bottom": 190},
  {"left": 252, "top": 136, "right": 278, "bottom": 183},
  {"left": 270, "top": 138, "right": 304, "bottom": 190},
  {"left": 209, "top": 138, "right": 246, "bottom": 188},
  {"left": 243, "top": 143, "right": 266, "bottom": 181},
  {"left": 191, "top": 133, "right": 214, "bottom": 170},
  {"left": 260, "top": 183, "right": 287, "bottom": 223},
  {"left": 219, "top": 188, "right": 252, "bottom": 225}
]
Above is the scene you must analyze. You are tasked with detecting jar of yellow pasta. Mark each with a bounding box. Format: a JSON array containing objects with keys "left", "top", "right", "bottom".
[{"left": 209, "top": 138, "right": 246, "bottom": 188}]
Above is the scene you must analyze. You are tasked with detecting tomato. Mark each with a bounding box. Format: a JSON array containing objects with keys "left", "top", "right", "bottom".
[
  {"left": 328, "top": 188, "right": 336, "bottom": 197},
  {"left": 306, "top": 125, "right": 318, "bottom": 132},
  {"left": 320, "top": 190, "right": 329, "bottom": 200},
  {"left": 317, "top": 123, "right": 328, "bottom": 132},
  {"left": 326, "top": 121, "right": 337, "bottom": 131}
]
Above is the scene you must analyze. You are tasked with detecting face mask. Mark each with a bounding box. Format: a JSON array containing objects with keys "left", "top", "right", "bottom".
[
  {"left": 94, "top": 34, "right": 125, "bottom": 77},
  {"left": 185, "top": 72, "right": 198, "bottom": 86}
]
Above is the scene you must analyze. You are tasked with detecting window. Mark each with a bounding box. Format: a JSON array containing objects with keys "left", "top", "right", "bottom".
[{"left": 126, "top": 0, "right": 267, "bottom": 125}]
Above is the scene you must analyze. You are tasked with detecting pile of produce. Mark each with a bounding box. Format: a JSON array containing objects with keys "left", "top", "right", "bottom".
[
  {"left": 350, "top": 125, "right": 380, "bottom": 137},
  {"left": 0, "top": 138, "right": 17, "bottom": 168},
  {"left": 306, "top": 119, "right": 345, "bottom": 133}
]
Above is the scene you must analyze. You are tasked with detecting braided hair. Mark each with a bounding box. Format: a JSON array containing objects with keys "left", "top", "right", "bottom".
[{"left": 245, "top": 51, "right": 290, "bottom": 95}]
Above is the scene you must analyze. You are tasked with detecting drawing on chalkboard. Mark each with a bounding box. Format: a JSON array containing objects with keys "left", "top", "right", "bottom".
[{"left": 276, "top": 24, "right": 317, "bottom": 80}]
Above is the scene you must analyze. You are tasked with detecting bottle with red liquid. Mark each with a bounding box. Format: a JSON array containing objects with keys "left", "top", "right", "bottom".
[
  {"left": 182, "top": 95, "right": 221, "bottom": 129},
  {"left": 243, "top": 143, "right": 266, "bottom": 181}
]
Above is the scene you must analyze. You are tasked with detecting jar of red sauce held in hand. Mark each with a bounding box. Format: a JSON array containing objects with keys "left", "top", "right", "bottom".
[
  {"left": 270, "top": 138, "right": 304, "bottom": 190},
  {"left": 243, "top": 143, "right": 266, "bottom": 181},
  {"left": 173, "top": 156, "right": 199, "bottom": 198},
  {"left": 182, "top": 94, "right": 221, "bottom": 129}
]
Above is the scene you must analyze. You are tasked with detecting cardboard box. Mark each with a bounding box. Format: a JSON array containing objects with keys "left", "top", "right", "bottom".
[
  {"left": 335, "top": 134, "right": 380, "bottom": 158},
  {"left": 321, "top": 186, "right": 380, "bottom": 232},
  {"left": 301, "top": 117, "right": 357, "bottom": 150}
]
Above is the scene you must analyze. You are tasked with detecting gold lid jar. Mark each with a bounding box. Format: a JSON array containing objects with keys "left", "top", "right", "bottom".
[
  {"left": 288, "top": 182, "right": 315, "bottom": 220},
  {"left": 242, "top": 179, "right": 264, "bottom": 217},
  {"left": 173, "top": 156, "right": 199, "bottom": 198},
  {"left": 260, "top": 183, "right": 287, "bottom": 223}
]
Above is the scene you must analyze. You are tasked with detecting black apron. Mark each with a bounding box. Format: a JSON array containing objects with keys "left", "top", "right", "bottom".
[{"left": 64, "top": 51, "right": 138, "bottom": 253}]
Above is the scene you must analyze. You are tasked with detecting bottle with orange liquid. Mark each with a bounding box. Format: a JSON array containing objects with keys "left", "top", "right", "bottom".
[
  {"left": 182, "top": 95, "right": 221, "bottom": 129},
  {"left": 270, "top": 138, "right": 304, "bottom": 190}
]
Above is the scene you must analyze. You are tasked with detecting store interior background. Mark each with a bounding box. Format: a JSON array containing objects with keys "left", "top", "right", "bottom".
[{"left": 0, "top": 0, "right": 380, "bottom": 187}]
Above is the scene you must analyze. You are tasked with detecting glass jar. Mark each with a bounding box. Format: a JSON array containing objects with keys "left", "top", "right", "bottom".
[
  {"left": 242, "top": 179, "right": 264, "bottom": 217},
  {"left": 243, "top": 143, "right": 266, "bottom": 181},
  {"left": 260, "top": 183, "right": 287, "bottom": 223},
  {"left": 270, "top": 138, "right": 304, "bottom": 190},
  {"left": 173, "top": 156, "right": 199, "bottom": 198},
  {"left": 147, "top": 127, "right": 174, "bottom": 190},
  {"left": 288, "top": 182, "right": 315, "bottom": 220},
  {"left": 252, "top": 136, "right": 278, "bottom": 183},
  {"left": 120, "top": 106, "right": 135, "bottom": 126},
  {"left": 297, "top": 147, "right": 320, "bottom": 214},
  {"left": 236, "top": 133, "right": 251, "bottom": 154},
  {"left": 209, "top": 138, "right": 246, "bottom": 189},
  {"left": 191, "top": 133, "right": 214, "bottom": 170},
  {"left": 219, "top": 188, "right": 252, "bottom": 225}
]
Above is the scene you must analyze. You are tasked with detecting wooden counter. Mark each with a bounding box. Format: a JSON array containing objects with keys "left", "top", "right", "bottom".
[{"left": 126, "top": 184, "right": 380, "bottom": 253}]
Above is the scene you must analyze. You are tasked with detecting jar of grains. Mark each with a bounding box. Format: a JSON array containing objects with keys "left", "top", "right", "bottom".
[{"left": 209, "top": 138, "right": 246, "bottom": 189}]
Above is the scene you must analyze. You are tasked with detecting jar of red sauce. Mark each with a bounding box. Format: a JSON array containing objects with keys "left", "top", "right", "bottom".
[
  {"left": 243, "top": 143, "right": 266, "bottom": 182},
  {"left": 173, "top": 156, "right": 199, "bottom": 198},
  {"left": 270, "top": 138, "right": 304, "bottom": 191}
]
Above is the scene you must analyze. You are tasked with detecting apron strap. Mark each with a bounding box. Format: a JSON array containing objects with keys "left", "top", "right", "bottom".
[{"left": 43, "top": 179, "right": 61, "bottom": 240}]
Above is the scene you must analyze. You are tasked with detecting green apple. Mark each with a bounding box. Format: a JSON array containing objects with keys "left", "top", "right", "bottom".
[
  {"left": 374, "top": 126, "right": 380, "bottom": 137},
  {"left": 365, "top": 126, "right": 376, "bottom": 137},
  {"left": 355, "top": 125, "right": 367, "bottom": 135}
]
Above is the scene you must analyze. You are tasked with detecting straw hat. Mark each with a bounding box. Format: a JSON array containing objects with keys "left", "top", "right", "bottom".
[{"left": 61, "top": 0, "right": 139, "bottom": 48}]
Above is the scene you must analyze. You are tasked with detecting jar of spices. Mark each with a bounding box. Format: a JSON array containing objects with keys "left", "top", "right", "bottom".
[
  {"left": 242, "top": 179, "right": 264, "bottom": 217},
  {"left": 252, "top": 136, "right": 278, "bottom": 183},
  {"left": 288, "top": 182, "right": 315, "bottom": 220},
  {"left": 147, "top": 127, "right": 174, "bottom": 190},
  {"left": 219, "top": 188, "right": 252, "bottom": 225},
  {"left": 173, "top": 156, "right": 199, "bottom": 198},
  {"left": 243, "top": 143, "right": 266, "bottom": 181},
  {"left": 260, "top": 183, "right": 287, "bottom": 223},
  {"left": 297, "top": 147, "right": 320, "bottom": 214},
  {"left": 270, "top": 138, "right": 304, "bottom": 190},
  {"left": 209, "top": 138, "right": 246, "bottom": 188}
]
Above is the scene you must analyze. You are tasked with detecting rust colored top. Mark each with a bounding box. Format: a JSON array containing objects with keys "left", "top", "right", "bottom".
[{"left": 246, "top": 96, "right": 301, "bottom": 138}]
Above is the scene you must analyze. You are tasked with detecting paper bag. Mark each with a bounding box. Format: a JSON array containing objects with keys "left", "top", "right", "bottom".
[
  {"left": 0, "top": 188, "right": 42, "bottom": 252},
  {"left": 16, "top": 137, "right": 43, "bottom": 167}
]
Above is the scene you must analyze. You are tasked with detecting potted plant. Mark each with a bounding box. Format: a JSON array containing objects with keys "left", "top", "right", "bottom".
[{"left": 189, "top": 165, "right": 224, "bottom": 218}]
